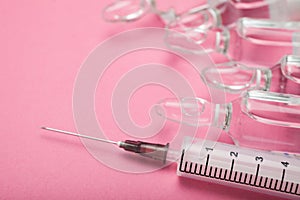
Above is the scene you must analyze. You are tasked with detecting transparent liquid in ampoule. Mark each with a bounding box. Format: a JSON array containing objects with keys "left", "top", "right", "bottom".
[
  {"left": 220, "top": 0, "right": 272, "bottom": 26},
  {"left": 220, "top": 0, "right": 300, "bottom": 27},
  {"left": 229, "top": 18, "right": 300, "bottom": 65},
  {"left": 228, "top": 90, "right": 300, "bottom": 153}
]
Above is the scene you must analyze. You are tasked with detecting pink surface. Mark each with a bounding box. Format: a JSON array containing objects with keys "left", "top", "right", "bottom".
[{"left": 0, "top": 0, "right": 287, "bottom": 199}]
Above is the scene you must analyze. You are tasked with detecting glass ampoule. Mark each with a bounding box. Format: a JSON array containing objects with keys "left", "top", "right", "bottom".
[
  {"left": 102, "top": 0, "right": 212, "bottom": 24},
  {"left": 155, "top": 90, "right": 300, "bottom": 153},
  {"left": 194, "top": 0, "right": 300, "bottom": 29},
  {"left": 102, "top": 0, "right": 159, "bottom": 22},
  {"left": 100, "top": 0, "right": 198, "bottom": 25},
  {"left": 201, "top": 55, "right": 300, "bottom": 100},
  {"left": 102, "top": 0, "right": 300, "bottom": 27},
  {"left": 161, "top": 0, "right": 300, "bottom": 31},
  {"left": 166, "top": 17, "right": 300, "bottom": 65}
]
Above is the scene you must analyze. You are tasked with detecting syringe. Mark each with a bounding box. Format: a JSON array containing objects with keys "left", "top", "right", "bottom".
[
  {"left": 41, "top": 127, "right": 172, "bottom": 163},
  {"left": 41, "top": 127, "right": 300, "bottom": 199}
]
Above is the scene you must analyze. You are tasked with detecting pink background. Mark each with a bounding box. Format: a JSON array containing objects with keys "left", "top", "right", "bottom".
[{"left": 0, "top": 0, "right": 288, "bottom": 199}]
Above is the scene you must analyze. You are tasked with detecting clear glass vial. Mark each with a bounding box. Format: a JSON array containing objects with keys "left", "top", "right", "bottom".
[
  {"left": 194, "top": 0, "right": 300, "bottom": 28},
  {"left": 202, "top": 55, "right": 300, "bottom": 96},
  {"left": 165, "top": 17, "right": 300, "bottom": 65},
  {"left": 155, "top": 90, "right": 300, "bottom": 153}
]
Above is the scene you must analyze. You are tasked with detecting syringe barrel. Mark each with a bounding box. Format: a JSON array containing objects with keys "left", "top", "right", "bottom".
[{"left": 177, "top": 137, "right": 300, "bottom": 199}]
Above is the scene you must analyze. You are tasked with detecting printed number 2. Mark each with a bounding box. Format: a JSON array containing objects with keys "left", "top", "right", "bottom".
[
  {"left": 255, "top": 156, "right": 264, "bottom": 162},
  {"left": 230, "top": 151, "right": 238, "bottom": 158}
]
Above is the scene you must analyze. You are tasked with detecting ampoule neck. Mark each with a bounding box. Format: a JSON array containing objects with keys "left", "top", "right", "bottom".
[{"left": 155, "top": 97, "right": 232, "bottom": 131}]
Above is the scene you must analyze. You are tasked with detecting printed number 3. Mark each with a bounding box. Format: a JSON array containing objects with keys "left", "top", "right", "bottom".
[{"left": 255, "top": 156, "right": 264, "bottom": 162}]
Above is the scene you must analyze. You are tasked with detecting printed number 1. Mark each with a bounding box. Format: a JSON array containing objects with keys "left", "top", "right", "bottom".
[{"left": 205, "top": 147, "right": 213, "bottom": 152}]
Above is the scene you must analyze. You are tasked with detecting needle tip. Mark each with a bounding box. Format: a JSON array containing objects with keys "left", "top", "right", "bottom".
[{"left": 40, "top": 126, "right": 119, "bottom": 145}]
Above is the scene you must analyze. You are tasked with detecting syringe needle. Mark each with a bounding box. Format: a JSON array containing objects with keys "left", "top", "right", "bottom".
[
  {"left": 41, "top": 127, "right": 119, "bottom": 145},
  {"left": 41, "top": 126, "right": 170, "bottom": 163}
]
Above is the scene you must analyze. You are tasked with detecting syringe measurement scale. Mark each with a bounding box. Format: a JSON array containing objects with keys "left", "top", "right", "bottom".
[{"left": 178, "top": 138, "right": 300, "bottom": 199}]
